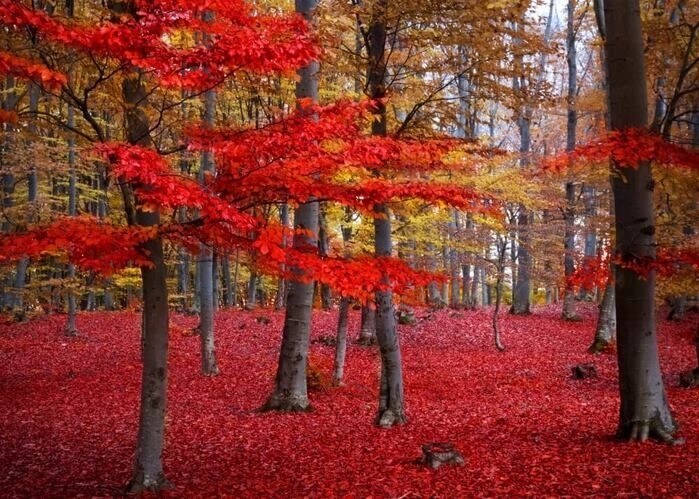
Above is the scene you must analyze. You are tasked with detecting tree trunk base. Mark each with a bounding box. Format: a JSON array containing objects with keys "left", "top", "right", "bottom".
[
  {"left": 64, "top": 326, "right": 79, "bottom": 337},
  {"left": 125, "top": 472, "right": 172, "bottom": 494},
  {"left": 587, "top": 338, "right": 612, "bottom": 354},
  {"left": 508, "top": 306, "right": 531, "bottom": 316},
  {"left": 617, "top": 416, "right": 682, "bottom": 445},
  {"left": 561, "top": 312, "right": 583, "bottom": 322},
  {"left": 259, "top": 394, "right": 312, "bottom": 413},
  {"left": 202, "top": 365, "right": 220, "bottom": 377},
  {"left": 376, "top": 408, "right": 406, "bottom": 428}
]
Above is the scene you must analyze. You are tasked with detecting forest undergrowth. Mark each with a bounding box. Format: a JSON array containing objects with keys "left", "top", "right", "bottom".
[{"left": 1, "top": 304, "right": 697, "bottom": 497}]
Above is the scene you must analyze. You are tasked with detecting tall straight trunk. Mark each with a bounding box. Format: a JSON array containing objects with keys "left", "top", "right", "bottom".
[
  {"left": 426, "top": 243, "right": 442, "bottom": 307},
  {"left": 471, "top": 263, "right": 482, "bottom": 308},
  {"left": 64, "top": 106, "right": 79, "bottom": 336},
  {"left": 448, "top": 210, "right": 460, "bottom": 308},
  {"left": 367, "top": 0, "right": 406, "bottom": 427},
  {"left": 602, "top": 0, "right": 676, "bottom": 442},
  {"left": 333, "top": 297, "right": 351, "bottom": 385},
  {"left": 222, "top": 254, "right": 233, "bottom": 307},
  {"left": 231, "top": 248, "right": 239, "bottom": 307},
  {"left": 116, "top": 47, "right": 172, "bottom": 489},
  {"left": 0, "top": 76, "right": 18, "bottom": 310},
  {"left": 261, "top": 0, "right": 319, "bottom": 413},
  {"left": 318, "top": 204, "right": 332, "bottom": 310},
  {"left": 246, "top": 270, "right": 257, "bottom": 309},
  {"left": 196, "top": 73, "right": 219, "bottom": 375},
  {"left": 461, "top": 265, "right": 471, "bottom": 306},
  {"left": 562, "top": 0, "right": 580, "bottom": 321},
  {"left": 274, "top": 204, "right": 289, "bottom": 310}
]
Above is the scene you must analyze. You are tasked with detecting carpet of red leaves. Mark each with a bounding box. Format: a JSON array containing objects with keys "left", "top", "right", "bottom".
[{"left": 1, "top": 304, "right": 698, "bottom": 498}]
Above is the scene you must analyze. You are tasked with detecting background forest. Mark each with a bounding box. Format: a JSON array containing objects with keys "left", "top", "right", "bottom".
[{"left": 0, "top": 0, "right": 697, "bottom": 496}]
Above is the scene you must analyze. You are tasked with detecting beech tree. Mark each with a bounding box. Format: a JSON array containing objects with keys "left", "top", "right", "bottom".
[{"left": 603, "top": 0, "right": 676, "bottom": 441}]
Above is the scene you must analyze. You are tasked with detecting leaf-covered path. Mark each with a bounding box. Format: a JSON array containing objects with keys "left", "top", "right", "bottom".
[{"left": 1, "top": 305, "right": 697, "bottom": 497}]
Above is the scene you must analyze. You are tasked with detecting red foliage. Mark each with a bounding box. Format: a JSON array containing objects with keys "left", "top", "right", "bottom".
[
  {"left": 544, "top": 128, "right": 699, "bottom": 171},
  {"left": 0, "top": 305, "right": 697, "bottom": 496},
  {"left": 0, "top": 0, "right": 316, "bottom": 90},
  {"left": 0, "top": 51, "right": 67, "bottom": 90}
]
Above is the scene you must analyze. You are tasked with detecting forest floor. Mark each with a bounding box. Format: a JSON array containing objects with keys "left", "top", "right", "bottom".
[{"left": 1, "top": 304, "right": 698, "bottom": 498}]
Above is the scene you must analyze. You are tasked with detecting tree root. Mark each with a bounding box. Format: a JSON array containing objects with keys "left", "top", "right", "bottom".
[
  {"left": 376, "top": 408, "right": 407, "bottom": 428},
  {"left": 587, "top": 338, "right": 611, "bottom": 354},
  {"left": 617, "top": 419, "right": 684, "bottom": 445},
  {"left": 258, "top": 394, "right": 312, "bottom": 413},
  {"left": 125, "top": 472, "right": 173, "bottom": 494},
  {"left": 561, "top": 312, "right": 583, "bottom": 322}
]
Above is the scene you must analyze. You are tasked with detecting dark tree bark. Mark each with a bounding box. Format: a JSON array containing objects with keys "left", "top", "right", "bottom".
[
  {"left": 318, "top": 203, "right": 332, "bottom": 310},
  {"left": 111, "top": 12, "right": 172, "bottom": 483},
  {"left": 274, "top": 204, "right": 289, "bottom": 310},
  {"left": 260, "top": 0, "right": 319, "bottom": 413},
  {"left": 561, "top": 0, "right": 581, "bottom": 321},
  {"left": 333, "top": 211, "right": 354, "bottom": 385},
  {"left": 366, "top": 0, "right": 406, "bottom": 427},
  {"left": 602, "top": 0, "right": 677, "bottom": 442},
  {"left": 589, "top": 276, "right": 616, "bottom": 353}
]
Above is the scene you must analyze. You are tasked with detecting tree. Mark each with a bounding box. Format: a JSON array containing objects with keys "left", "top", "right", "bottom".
[
  {"left": 261, "top": 0, "right": 320, "bottom": 413},
  {"left": 602, "top": 0, "right": 677, "bottom": 442}
]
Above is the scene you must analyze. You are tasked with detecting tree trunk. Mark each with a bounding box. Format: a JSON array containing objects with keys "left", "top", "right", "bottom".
[
  {"left": 64, "top": 105, "right": 79, "bottom": 336},
  {"left": 333, "top": 296, "right": 351, "bottom": 386},
  {"left": 589, "top": 278, "right": 616, "bottom": 353},
  {"left": 602, "top": 0, "right": 677, "bottom": 442},
  {"left": 367, "top": 0, "right": 405, "bottom": 427},
  {"left": 222, "top": 254, "right": 233, "bottom": 307},
  {"left": 562, "top": 0, "right": 581, "bottom": 321},
  {"left": 318, "top": 203, "right": 332, "bottom": 310},
  {"left": 119, "top": 61, "right": 172, "bottom": 489},
  {"left": 358, "top": 304, "right": 377, "bottom": 345},
  {"left": 196, "top": 81, "right": 219, "bottom": 376},
  {"left": 246, "top": 270, "right": 257, "bottom": 309},
  {"left": 260, "top": 0, "right": 319, "bottom": 413},
  {"left": 274, "top": 204, "right": 289, "bottom": 310}
]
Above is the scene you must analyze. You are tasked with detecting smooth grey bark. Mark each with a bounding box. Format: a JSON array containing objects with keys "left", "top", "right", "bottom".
[
  {"left": 367, "top": 0, "right": 406, "bottom": 427},
  {"left": 64, "top": 106, "right": 78, "bottom": 336},
  {"left": 246, "top": 270, "right": 258, "bottom": 309},
  {"left": 333, "top": 212, "right": 354, "bottom": 385},
  {"left": 448, "top": 210, "right": 460, "bottom": 308},
  {"left": 602, "top": 0, "right": 677, "bottom": 442},
  {"left": 274, "top": 204, "right": 289, "bottom": 310},
  {"left": 196, "top": 80, "right": 219, "bottom": 376},
  {"left": 231, "top": 248, "right": 239, "bottom": 307},
  {"left": 333, "top": 297, "right": 351, "bottom": 386},
  {"left": 492, "top": 237, "right": 507, "bottom": 352},
  {"left": 426, "top": 243, "right": 443, "bottom": 307},
  {"left": 461, "top": 265, "right": 471, "bottom": 307},
  {"left": 562, "top": 0, "right": 581, "bottom": 321},
  {"left": 222, "top": 254, "right": 233, "bottom": 307},
  {"left": 590, "top": 277, "right": 616, "bottom": 353},
  {"left": 358, "top": 304, "right": 377, "bottom": 345},
  {"left": 260, "top": 0, "right": 319, "bottom": 413},
  {"left": 318, "top": 203, "right": 332, "bottom": 310}
]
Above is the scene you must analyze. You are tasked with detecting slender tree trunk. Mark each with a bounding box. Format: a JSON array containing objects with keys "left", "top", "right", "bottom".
[
  {"left": 318, "top": 203, "right": 332, "bottom": 310},
  {"left": 493, "top": 237, "right": 507, "bottom": 352},
  {"left": 196, "top": 74, "right": 219, "bottom": 376},
  {"left": 562, "top": 0, "right": 581, "bottom": 321},
  {"left": 64, "top": 106, "right": 78, "bottom": 336},
  {"left": 222, "top": 254, "right": 233, "bottom": 307},
  {"left": 260, "top": 0, "right": 319, "bottom": 413},
  {"left": 246, "top": 270, "right": 257, "bottom": 309},
  {"left": 426, "top": 243, "right": 443, "bottom": 307},
  {"left": 118, "top": 54, "right": 172, "bottom": 489},
  {"left": 274, "top": 204, "right": 289, "bottom": 310},
  {"left": 333, "top": 297, "right": 351, "bottom": 386},
  {"left": 602, "top": 0, "right": 677, "bottom": 442},
  {"left": 368, "top": 0, "right": 406, "bottom": 427},
  {"left": 589, "top": 277, "right": 616, "bottom": 353}
]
